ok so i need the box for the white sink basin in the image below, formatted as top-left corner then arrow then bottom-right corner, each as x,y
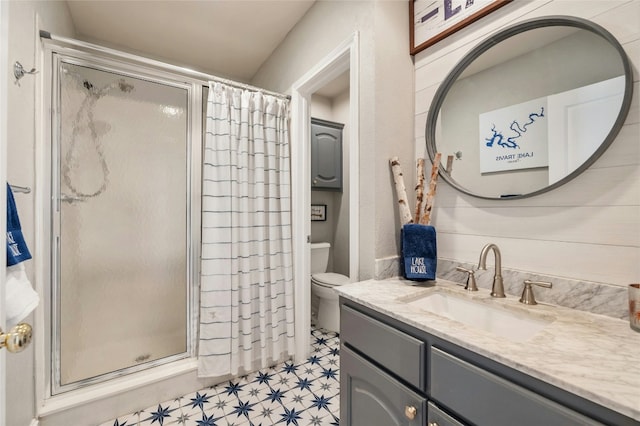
407,292 -> 552,342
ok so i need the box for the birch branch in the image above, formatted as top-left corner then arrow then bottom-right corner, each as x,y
390,157 -> 414,226
414,158 -> 425,223
421,152 -> 442,225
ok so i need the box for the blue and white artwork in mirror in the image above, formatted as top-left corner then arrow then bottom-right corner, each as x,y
478,75 -> 624,180
479,97 -> 547,173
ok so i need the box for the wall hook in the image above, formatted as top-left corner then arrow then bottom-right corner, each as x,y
14,61 -> 38,86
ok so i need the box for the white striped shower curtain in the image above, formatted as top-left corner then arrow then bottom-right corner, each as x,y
198,82 -> 296,377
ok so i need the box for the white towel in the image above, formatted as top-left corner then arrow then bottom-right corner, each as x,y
5,263 -> 39,328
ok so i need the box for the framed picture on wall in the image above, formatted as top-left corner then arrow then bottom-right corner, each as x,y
311,204 -> 327,221
410,0 -> 511,55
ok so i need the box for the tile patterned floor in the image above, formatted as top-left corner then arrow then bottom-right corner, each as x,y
102,329 -> 340,426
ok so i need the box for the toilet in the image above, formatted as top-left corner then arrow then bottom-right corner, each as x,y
310,242 -> 350,333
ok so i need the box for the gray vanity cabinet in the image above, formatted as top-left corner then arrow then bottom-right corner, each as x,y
311,118 -> 343,191
340,299 -> 637,426
342,346 -> 426,426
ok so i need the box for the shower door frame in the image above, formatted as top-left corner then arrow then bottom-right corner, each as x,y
39,42 -> 203,405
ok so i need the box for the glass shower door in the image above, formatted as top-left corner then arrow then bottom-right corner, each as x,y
54,59 -> 191,389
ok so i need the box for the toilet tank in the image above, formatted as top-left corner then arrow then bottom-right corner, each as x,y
310,242 -> 331,274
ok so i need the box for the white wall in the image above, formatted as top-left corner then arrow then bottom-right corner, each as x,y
414,0 -> 640,287
6,2 -> 75,425
252,0 -> 415,279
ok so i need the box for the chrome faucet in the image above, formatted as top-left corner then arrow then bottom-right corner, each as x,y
477,243 -> 505,298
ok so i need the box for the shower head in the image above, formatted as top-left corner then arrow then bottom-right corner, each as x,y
118,79 -> 134,93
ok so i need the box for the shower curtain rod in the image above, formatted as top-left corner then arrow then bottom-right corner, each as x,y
206,75 -> 291,100
39,30 -> 291,100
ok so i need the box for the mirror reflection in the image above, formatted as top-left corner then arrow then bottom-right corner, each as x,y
427,18 -> 632,199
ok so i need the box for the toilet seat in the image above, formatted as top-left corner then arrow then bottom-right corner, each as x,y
311,272 -> 350,288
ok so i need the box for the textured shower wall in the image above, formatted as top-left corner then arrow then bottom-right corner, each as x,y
58,64 -> 188,385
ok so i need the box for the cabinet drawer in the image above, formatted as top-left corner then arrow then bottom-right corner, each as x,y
341,345 -> 427,426
428,402 -> 465,426
430,348 -> 601,426
341,305 -> 425,390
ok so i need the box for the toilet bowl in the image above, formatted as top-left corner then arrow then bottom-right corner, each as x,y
310,242 -> 349,333
311,272 -> 350,332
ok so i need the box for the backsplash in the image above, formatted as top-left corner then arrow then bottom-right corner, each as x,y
374,256 -> 628,319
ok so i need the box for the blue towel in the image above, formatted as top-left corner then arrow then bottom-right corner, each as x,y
6,183 -> 32,266
401,223 -> 436,281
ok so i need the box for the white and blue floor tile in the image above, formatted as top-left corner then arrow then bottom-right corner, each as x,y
102,328 -> 340,426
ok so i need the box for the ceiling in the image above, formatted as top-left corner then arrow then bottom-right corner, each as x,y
65,1 -> 316,82
314,70 -> 350,98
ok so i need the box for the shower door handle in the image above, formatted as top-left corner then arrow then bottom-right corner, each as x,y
0,323 -> 33,353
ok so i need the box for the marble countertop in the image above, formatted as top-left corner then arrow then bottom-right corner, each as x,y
336,278 -> 640,421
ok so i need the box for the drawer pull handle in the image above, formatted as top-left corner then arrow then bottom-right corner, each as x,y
404,405 -> 417,420
428,423 -> 439,426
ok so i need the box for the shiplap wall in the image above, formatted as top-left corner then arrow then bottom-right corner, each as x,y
414,0 -> 640,287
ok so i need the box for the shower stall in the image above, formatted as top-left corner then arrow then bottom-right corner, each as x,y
44,46 -> 201,397
38,35 -> 296,424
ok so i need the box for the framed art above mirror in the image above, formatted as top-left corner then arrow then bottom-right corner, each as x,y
425,16 -> 633,200
410,0 -> 511,55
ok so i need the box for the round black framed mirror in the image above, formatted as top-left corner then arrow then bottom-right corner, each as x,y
425,16 -> 633,200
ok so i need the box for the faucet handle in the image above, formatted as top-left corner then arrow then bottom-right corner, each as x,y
455,266 -> 478,291
520,280 -> 552,305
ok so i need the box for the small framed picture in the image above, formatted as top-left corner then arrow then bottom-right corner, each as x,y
311,204 -> 327,221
